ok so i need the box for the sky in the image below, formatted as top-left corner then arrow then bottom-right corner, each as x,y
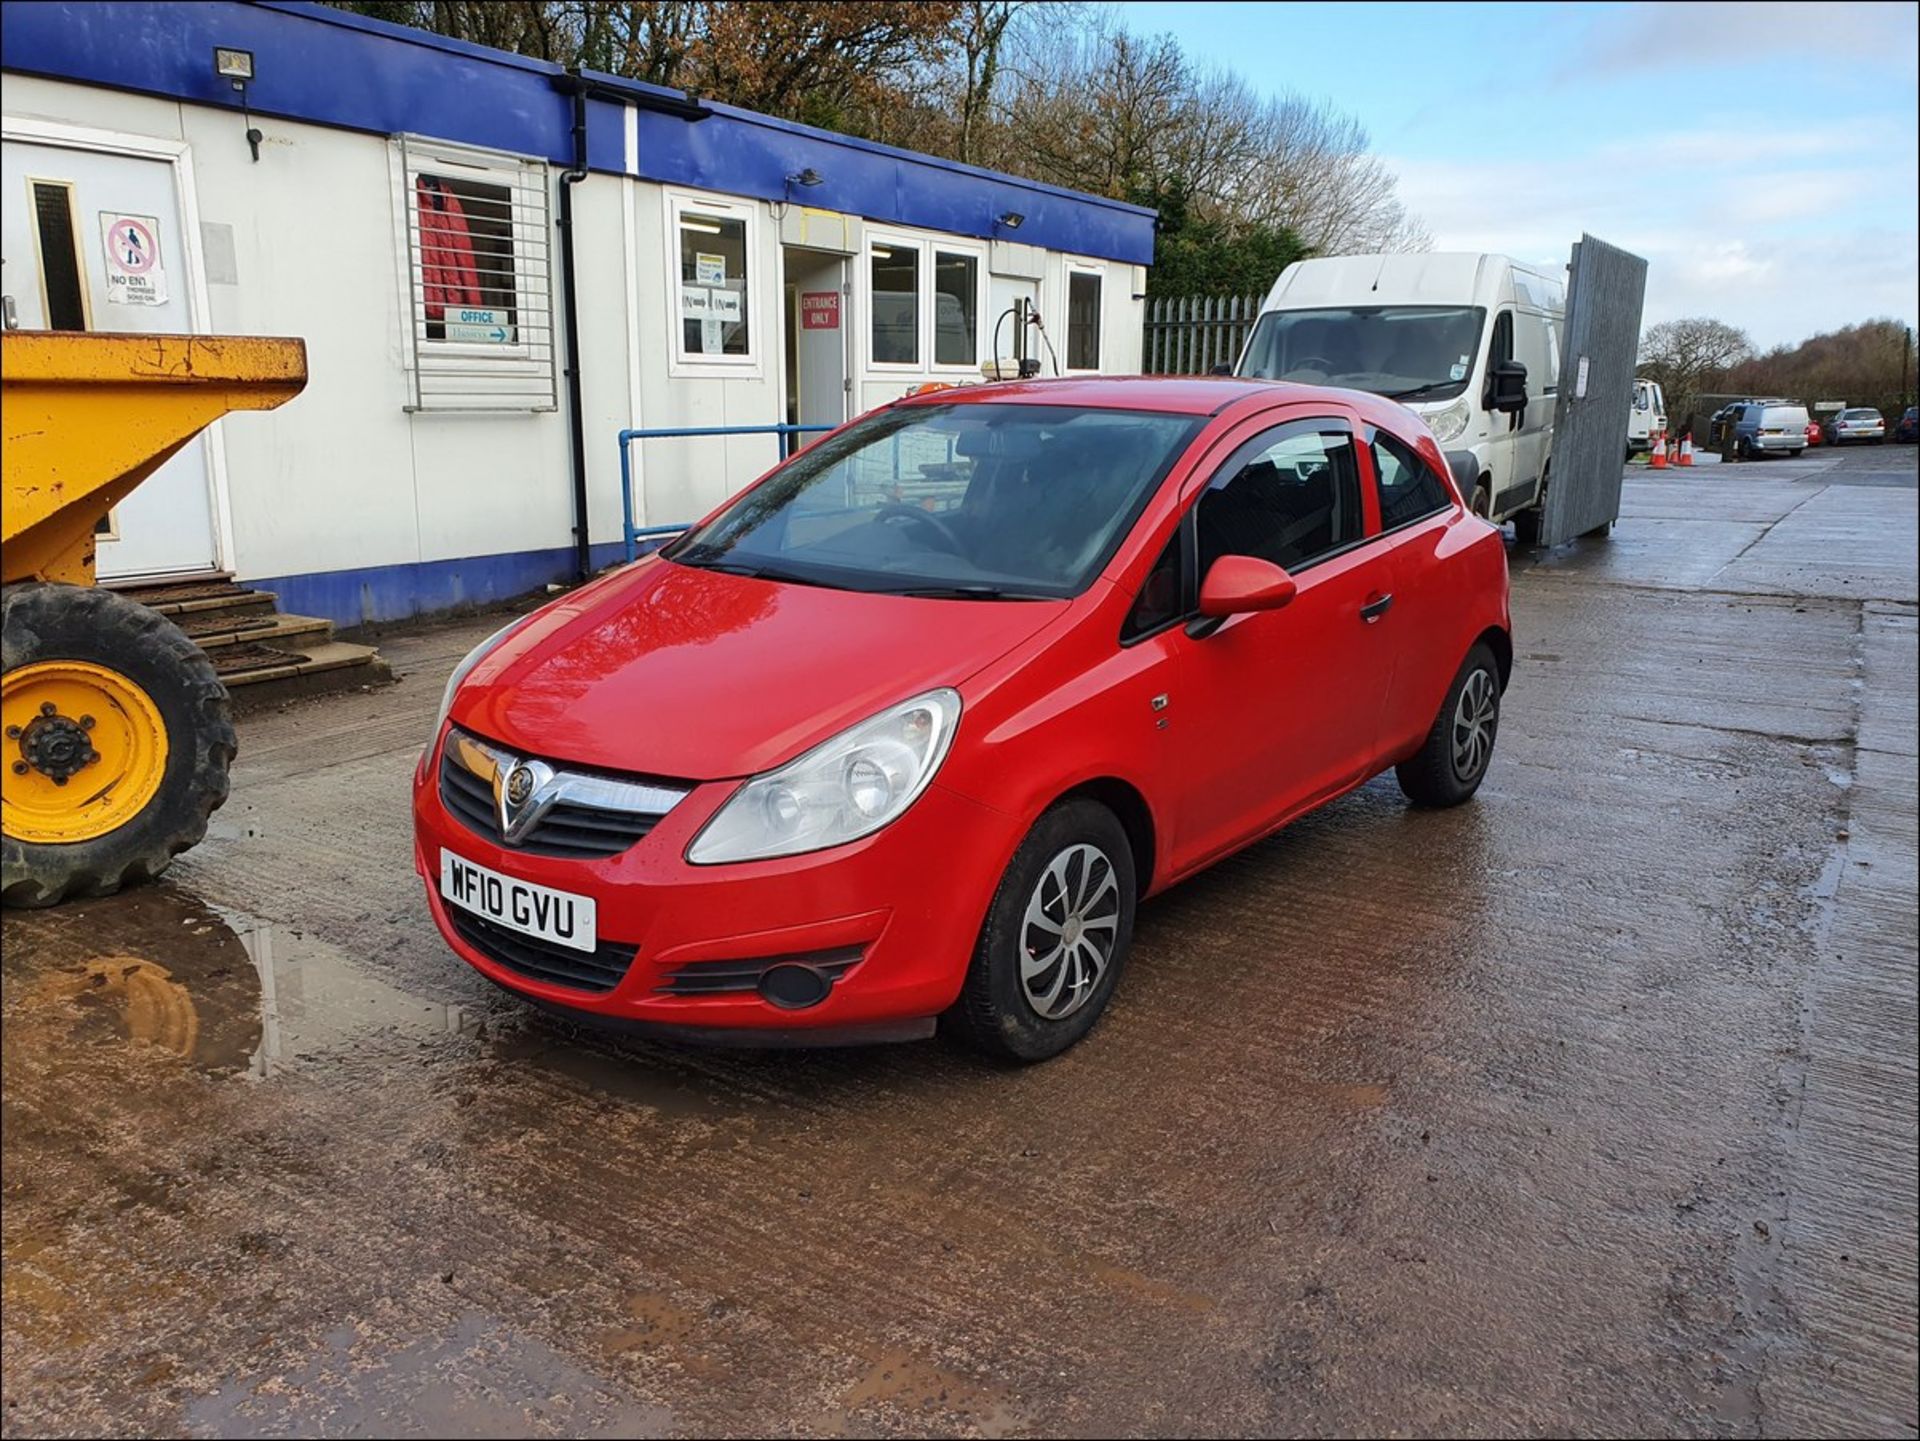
1115,0 -> 1919,350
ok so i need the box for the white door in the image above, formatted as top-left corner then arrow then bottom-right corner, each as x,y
1,136 -> 221,579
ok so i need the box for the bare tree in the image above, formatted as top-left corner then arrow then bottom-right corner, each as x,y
1640,317 -> 1755,419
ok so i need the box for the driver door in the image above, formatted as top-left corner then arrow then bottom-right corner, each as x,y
1163,412 -> 1397,872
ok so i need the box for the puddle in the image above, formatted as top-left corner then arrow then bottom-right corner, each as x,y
188,1313 -> 673,1438
1,884 -> 482,1080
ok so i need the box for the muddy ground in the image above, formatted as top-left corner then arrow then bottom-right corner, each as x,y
4,445 -> 1915,1438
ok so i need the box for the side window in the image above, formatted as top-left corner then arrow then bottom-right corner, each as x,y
1372,431 -> 1452,530
1196,425 -> 1362,576
1124,533 -> 1185,640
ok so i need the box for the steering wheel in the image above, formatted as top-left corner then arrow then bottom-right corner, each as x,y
1289,355 -> 1335,374
874,502 -> 964,555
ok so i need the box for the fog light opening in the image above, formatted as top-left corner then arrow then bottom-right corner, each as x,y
758,963 -> 833,1010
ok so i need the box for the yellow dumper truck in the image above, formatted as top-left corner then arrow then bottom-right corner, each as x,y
2,331 -> 307,907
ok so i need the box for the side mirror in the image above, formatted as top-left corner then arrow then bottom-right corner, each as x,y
1489,359 -> 1528,413
1208,362 -> 1234,376
1197,555 -> 1297,619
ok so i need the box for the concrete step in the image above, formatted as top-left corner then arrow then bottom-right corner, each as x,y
177,610 -> 333,651
110,577 -> 281,620
224,641 -> 396,712
105,575 -> 396,709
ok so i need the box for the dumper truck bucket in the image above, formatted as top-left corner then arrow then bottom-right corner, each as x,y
1,332 -> 307,586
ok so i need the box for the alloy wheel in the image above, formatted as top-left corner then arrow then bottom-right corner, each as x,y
1020,842 -> 1120,1021
1451,669 -> 1498,782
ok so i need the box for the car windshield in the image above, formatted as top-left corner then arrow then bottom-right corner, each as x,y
1237,305 -> 1486,401
664,402 -> 1201,598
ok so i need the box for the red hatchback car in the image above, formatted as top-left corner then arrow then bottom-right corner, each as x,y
414,378 -> 1512,1060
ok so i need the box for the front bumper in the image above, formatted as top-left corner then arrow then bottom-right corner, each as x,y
411,734 -> 1022,1038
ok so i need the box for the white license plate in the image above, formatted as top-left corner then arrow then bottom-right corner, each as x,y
439,849 -> 597,952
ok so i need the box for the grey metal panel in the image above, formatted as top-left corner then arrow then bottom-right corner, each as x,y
1543,234 -> 1648,545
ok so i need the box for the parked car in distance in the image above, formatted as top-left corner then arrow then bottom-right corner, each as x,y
1895,406 -> 1918,443
414,377 -> 1513,1061
1805,420 -> 1823,447
1730,401 -> 1810,458
1828,407 -> 1886,444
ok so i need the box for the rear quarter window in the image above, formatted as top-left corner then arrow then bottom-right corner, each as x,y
1372,431 -> 1452,530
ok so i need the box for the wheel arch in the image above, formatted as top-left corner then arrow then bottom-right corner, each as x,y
1475,624 -> 1513,692
1056,776 -> 1157,899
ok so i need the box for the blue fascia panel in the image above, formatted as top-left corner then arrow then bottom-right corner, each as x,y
252,541 -> 635,630
0,0 -> 1152,263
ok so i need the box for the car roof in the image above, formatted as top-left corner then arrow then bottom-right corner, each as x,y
898,375 -> 1416,426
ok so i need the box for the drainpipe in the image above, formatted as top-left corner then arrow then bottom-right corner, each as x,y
550,72 -> 708,584
557,85 -> 592,582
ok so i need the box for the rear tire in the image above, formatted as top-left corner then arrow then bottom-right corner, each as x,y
1396,643 -> 1501,809
2,583 -> 235,908
946,798 -> 1137,1063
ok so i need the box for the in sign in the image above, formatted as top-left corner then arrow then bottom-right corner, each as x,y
801,291 -> 839,330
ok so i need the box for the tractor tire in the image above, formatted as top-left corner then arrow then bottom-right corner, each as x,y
2,582 -> 235,908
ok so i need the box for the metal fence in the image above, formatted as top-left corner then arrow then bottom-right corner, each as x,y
1142,294 -> 1262,375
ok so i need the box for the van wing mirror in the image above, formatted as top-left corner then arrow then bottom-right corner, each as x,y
1209,362 -> 1234,376
1489,359 -> 1528,413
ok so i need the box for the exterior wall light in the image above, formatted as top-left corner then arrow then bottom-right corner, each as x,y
997,211 -> 1026,231
214,46 -> 263,161
787,168 -> 824,188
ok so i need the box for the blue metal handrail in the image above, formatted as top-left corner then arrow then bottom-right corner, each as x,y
618,423 -> 834,563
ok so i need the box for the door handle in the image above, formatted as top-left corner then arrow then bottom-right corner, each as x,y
1360,593 -> 1394,623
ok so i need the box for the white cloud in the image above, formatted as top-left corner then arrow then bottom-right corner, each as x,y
1555,1 -> 1919,83
1381,123 -> 1919,348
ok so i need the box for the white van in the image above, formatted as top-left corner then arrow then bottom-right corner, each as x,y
1236,252 -> 1565,525
1628,377 -> 1667,457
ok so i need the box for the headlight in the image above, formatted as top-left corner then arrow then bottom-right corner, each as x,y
430,615 -> 533,748
688,689 -> 961,864
1428,397 -> 1471,443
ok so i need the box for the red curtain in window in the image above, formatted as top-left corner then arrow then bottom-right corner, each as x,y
417,175 -> 482,321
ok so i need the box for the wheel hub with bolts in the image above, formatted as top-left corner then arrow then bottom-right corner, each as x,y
12,704 -> 100,785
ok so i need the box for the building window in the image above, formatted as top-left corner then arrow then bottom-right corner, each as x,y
29,180 -> 88,331
673,198 -> 753,361
870,242 -> 921,366
1067,266 -> 1103,370
933,249 -> 979,367
397,135 -> 554,412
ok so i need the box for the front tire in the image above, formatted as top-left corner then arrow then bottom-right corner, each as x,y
2,583 -> 235,908
947,798 -> 1136,1062
1396,643 -> 1502,808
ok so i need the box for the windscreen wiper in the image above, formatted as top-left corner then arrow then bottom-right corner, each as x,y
879,584 -> 1054,601
1385,382 -> 1456,402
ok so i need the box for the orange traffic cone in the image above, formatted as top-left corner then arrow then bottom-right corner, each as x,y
1678,434 -> 1694,466
1650,429 -> 1668,469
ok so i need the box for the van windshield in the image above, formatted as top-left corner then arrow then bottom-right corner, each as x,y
1237,305 -> 1486,401
665,403 -> 1201,598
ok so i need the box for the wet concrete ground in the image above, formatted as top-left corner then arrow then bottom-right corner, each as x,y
5,445 -> 1916,1438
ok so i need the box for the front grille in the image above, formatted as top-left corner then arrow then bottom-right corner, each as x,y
445,905 -> 638,993
655,946 -> 865,996
437,731 -> 684,860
